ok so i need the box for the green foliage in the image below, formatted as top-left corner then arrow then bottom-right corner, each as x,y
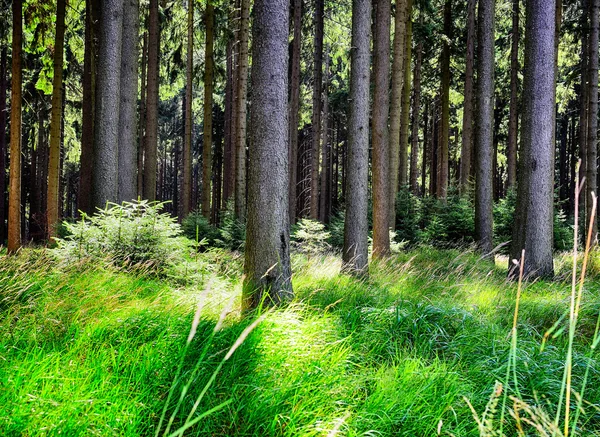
181,203 -> 246,251
421,194 -> 476,246
394,187 -> 422,245
326,212 -> 345,250
54,200 -> 190,273
291,219 -> 331,255
181,211 -> 219,247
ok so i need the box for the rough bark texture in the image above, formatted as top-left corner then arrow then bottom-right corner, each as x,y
319,53 -> 330,223
0,48 -> 7,242
437,0 -> 451,200
510,0 -> 556,278
47,0 -> 67,239
389,0 -> 406,223
372,0 -> 391,258
579,0 -> 589,222
475,0 -> 495,256
235,0 -> 250,219
288,0 -> 302,223
138,32 -> 147,198
587,0 -> 599,241
409,31 -> 423,195
459,0 -> 476,194
117,0 -> 140,203
183,0 -> 193,216
343,0 -> 371,274
223,40 -> 233,208
8,0 -> 22,253
93,0 -> 123,208
310,0 -> 324,220
507,0 -> 519,190
243,0 -> 293,311
143,0 -> 159,201
399,0 -> 413,189
202,3 -> 215,219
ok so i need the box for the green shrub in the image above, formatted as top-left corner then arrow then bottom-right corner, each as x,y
54,200 -> 190,273
291,219 -> 331,255
182,211 -> 220,247
182,202 -> 245,251
327,212 -> 345,250
394,187 -> 422,245
422,194 -> 475,246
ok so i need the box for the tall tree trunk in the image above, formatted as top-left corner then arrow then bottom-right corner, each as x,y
47,0 -> 67,239
223,40 -> 233,209
587,0 -> 599,241
138,31 -> 147,199
475,0 -> 495,256
0,48 -> 7,242
437,0 -> 451,200
143,0 -> 159,201
202,2 -> 214,219
289,0 -> 302,223
118,0 -> 140,203
182,0 -> 193,216
372,0 -> 391,258
430,102 -> 438,196
93,0 -> 123,208
510,0 -> 556,278
243,0 -> 292,311
343,0 -> 371,274
399,0 -> 413,189
389,0 -> 407,224
409,26 -> 423,195
507,0 -> 519,190
559,114 -> 569,203
310,0 -> 324,220
8,0 -> 23,253
319,52 -> 330,223
235,0 -> 250,219
459,0 -> 476,194
579,0 -> 590,222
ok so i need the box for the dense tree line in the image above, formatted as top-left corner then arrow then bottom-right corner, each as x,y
0,0 -> 597,306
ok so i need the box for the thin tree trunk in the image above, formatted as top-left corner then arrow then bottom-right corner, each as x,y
579,0 -> 589,222
235,0 -> 250,219
0,48 -> 7,242
409,27 -> 423,195
389,0 -> 406,224
310,0 -> 324,220
510,0 -> 556,278
438,0 -> 451,200
507,0 -> 519,190
475,0 -> 495,256
202,2 -> 214,219
289,0 -> 302,223
138,31 -> 147,199
118,0 -> 140,203
587,0 -> 599,241
143,0 -> 159,201
399,0 -> 413,189
319,52 -> 330,223
223,40 -> 233,209
47,0 -> 67,239
243,0 -> 292,310
459,0 -> 476,194
372,0 -> 391,258
182,1 -> 193,216
421,99 -> 428,196
343,0 -> 371,274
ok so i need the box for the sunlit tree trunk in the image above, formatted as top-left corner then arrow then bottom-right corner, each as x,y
235,0 -> 250,219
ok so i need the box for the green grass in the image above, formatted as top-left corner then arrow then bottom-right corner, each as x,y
1,247 -> 600,436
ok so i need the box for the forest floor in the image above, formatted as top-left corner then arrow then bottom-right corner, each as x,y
2,247 -> 600,436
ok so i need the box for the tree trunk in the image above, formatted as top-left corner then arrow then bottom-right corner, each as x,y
587,0 -> 599,241
235,0 -> 250,220
507,0 -> 519,190
389,0 -> 406,224
399,0 -> 413,189
143,0 -> 159,201
475,0 -> 495,256
181,0 -> 193,216
421,99 -> 428,196
310,0 -> 324,220
459,0 -> 476,194
201,2 -> 214,219
437,0 -> 451,200
319,52 -> 330,223
138,31 -> 147,199
47,0 -> 67,239
243,0 -> 293,311
8,0 -> 23,253
510,0 -> 556,278
117,0 -> 140,204
289,0 -> 302,223
409,26 -> 423,195
0,48 -> 7,242
372,0 -> 391,258
343,0 -> 371,274
223,40 -> 233,209
579,0 -> 590,222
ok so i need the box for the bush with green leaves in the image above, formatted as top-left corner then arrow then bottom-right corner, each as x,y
182,202 -> 246,251
181,211 -> 220,247
54,200 -> 190,273
394,187 -> 422,245
421,194 -> 475,246
291,219 -> 331,255
326,212 -> 345,250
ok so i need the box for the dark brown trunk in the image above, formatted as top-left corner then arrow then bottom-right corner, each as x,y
144,0 -> 159,201
0,48 -> 7,242
202,3 -> 214,219
507,0 -> 519,190
310,0 -> 324,220
437,0 -> 451,200
459,0 -> 476,194
289,0 -> 302,223
138,31 -> 147,199
409,28 -> 423,195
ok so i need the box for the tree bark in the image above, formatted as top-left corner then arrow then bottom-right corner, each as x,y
289,0 -> 302,223
117,0 -> 140,204
0,48 -> 7,242
47,0 -> 67,239
235,0 -> 250,219
202,2 -> 215,219
437,0 -> 451,200
409,27 -> 423,195
459,0 -> 476,194
243,0 -> 293,311
579,0 -> 589,223
399,0 -> 412,189
421,99 -> 428,196
389,0 -> 406,223
475,0 -> 495,256
182,0 -> 193,216
223,40 -> 233,209
510,0 -> 556,278
138,31 -> 147,199
309,0 -> 324,220
343,0 -> 371,274
8,0 -> 22,253
143,0 -> 159,201
587,0 -> 599,241
507,0 -> 519,190
319,52 -> 330,223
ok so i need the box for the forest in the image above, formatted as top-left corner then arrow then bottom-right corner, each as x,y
2,0 -> 600,435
